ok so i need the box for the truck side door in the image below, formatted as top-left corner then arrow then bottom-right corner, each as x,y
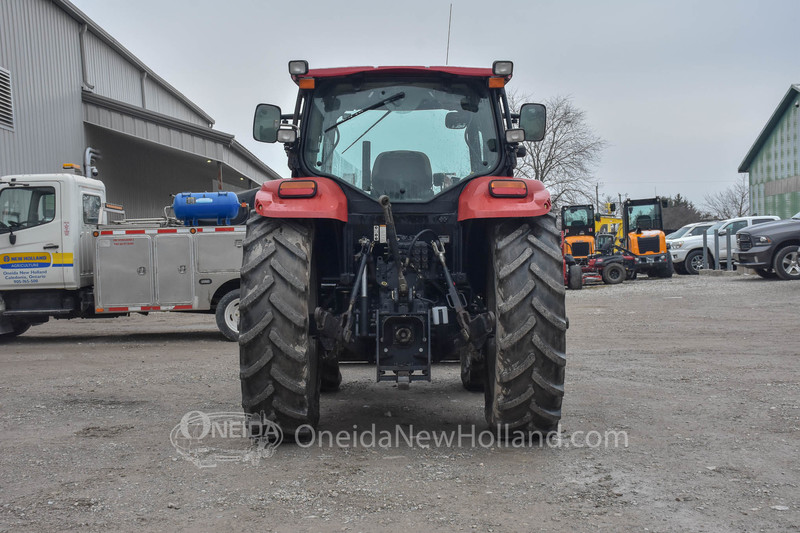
0,182 -> 65,289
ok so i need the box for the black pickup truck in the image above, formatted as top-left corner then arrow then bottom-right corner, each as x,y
733,213 -> 800,280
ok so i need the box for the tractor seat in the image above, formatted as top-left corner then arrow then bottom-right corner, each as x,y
635,215 -> 652,230
372,150 -> 433,200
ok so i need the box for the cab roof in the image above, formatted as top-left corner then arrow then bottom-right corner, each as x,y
293,66 -> 508,85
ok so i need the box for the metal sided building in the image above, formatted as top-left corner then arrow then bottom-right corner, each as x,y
0,0 -> 280,217
739,85 -> 800,219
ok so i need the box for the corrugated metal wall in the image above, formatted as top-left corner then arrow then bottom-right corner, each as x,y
0,0 -> 86,176
83,31 -> 143,108
84,31 -> 209,127
143,76 -> 208,126
748,94 -> 800,218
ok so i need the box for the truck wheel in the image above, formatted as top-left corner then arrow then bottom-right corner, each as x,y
567,264 -> 582,290
215,289 -> 240,342
460,346 -> 484,392
684,249 -> 704,275
239,217 -> 320,438
601,262 -> 625,284
0,320 -> 31,340
773,246 -> 800,280
484,216 -> 567,436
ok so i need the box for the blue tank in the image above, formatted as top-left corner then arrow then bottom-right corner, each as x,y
173,192 -> 241,226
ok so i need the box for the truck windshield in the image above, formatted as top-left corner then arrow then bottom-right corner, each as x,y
302,78 -> 500,201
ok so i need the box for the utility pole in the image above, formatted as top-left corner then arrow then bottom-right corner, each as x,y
595,183 -> 599,213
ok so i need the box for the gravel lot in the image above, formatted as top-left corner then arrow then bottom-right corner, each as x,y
1,273 -> 798,532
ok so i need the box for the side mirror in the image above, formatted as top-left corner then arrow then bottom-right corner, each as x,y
433,173 -> 446,187
718,229 -> 727,236
661,199 -> 669,208
519,103 -> 546,141
594,214 -> 601,222
253,104 -> 282,143
609,202 -> 616,212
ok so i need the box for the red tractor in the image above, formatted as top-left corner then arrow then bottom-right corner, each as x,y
241,61 -> 566,438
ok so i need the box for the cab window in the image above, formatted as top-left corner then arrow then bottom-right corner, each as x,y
0,186 -> 56,231
83,194 -> 101,224
726,220 -> 747,234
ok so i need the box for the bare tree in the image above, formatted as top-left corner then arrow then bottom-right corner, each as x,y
509,92 -> 607,207
703,179 -> 749,219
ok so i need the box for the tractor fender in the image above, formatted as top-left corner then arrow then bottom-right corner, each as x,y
254,177 -> 348,222
457,176 -> 552,221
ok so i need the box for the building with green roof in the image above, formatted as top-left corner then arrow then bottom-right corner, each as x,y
739,85 -> 800,219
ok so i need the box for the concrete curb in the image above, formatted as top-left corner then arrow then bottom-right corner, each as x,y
698,269 -> 743,277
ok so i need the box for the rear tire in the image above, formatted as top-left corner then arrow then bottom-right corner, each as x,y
320,359 -> 342,392
484,216 -> 567,435
773,246 -> 800,280
567,264 -> 582,290
215,289 -> 240,342
601,262 -> 625,284
239,217 -> 320,438
460,346 -> 484,392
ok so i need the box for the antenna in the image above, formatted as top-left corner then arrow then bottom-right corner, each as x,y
446,4 -> 452,65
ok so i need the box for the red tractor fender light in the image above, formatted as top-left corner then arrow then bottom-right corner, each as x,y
278,180 -> 318,198
489,179 -> 528,198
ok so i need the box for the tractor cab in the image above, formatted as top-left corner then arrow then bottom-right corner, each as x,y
561,204 -> 595,260
621,198 -> 673,278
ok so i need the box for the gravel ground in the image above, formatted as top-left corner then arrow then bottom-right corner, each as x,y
0,273 -> 798,532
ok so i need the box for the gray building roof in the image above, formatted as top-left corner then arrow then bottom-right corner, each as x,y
738,84 -> 800,173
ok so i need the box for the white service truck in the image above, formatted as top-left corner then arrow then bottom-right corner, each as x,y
0,171 -> 245,341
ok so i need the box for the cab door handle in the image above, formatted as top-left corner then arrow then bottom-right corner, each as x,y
43,243 -> 60,250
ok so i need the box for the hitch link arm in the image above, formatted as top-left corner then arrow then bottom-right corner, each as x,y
342,238 -> 372,343
378,195 -> 408,299
431,240 -> 471,342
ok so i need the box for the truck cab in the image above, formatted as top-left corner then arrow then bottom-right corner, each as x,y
1,170 -> 245,340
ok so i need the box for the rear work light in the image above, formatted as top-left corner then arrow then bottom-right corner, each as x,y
278,180 -> 317,198
492,60 -> 513,77
288,60 -> 309,76
489,179 -> 528,198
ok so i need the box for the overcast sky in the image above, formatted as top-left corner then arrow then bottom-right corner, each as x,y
70,0 -> 799,206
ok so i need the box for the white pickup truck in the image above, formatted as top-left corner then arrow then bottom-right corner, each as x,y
0,170 -> 245,340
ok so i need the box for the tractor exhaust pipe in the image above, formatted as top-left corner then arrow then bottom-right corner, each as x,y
378,195 -> 409,299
